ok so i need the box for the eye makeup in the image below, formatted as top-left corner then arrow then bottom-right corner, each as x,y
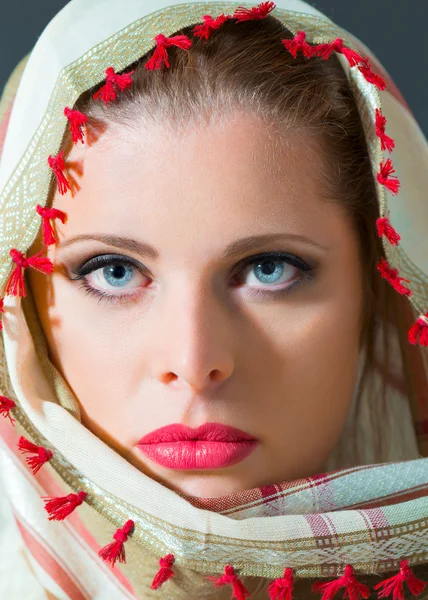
65,249 -> 317,306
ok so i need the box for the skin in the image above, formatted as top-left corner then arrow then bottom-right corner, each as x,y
28,111 -> 364,498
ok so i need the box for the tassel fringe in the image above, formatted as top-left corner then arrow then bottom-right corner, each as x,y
233,1 -> 276,22
145,34 -> 192,70
98,519 -> 134,567
313,38 -> 365,67
206,565 -> 252,599
0,395 -> 16,426
376,217 -> 401,245
43,491 -> 87,521
375,108 -> 395,152
64,107 -> 88,144
36,204 -> 68,246
408,313 -> 428,346
5,249 -> 53,298
193,14 -> 230,40
48,151 -> 71,195
377,158 -> 400,195
268,567 -> 294,600
358,58 -> 387,90
93,67 -> 135,104
18,436 -> 53,475
374,560 -> 427,599
150,553 -> 176,590
377,258 -> 412,297
312,564 -> 370,600
282,31 -> 314,58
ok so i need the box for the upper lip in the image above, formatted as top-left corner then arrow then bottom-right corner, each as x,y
137,422 -> 257,444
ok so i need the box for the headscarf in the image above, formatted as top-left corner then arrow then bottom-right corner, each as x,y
0,1 -> 428,598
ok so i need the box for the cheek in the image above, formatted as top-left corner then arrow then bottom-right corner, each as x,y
27,267 -> 141,430
251,241 -> 363,431
261,294 -> 362,423
249,292 -> 363,480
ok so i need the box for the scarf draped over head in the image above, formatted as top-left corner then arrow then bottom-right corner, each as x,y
0,1 -> 428,598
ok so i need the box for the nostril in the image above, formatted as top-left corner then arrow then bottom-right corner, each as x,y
211,369 -> 223,383
161,372 -> 178,385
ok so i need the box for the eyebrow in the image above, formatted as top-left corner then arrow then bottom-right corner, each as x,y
57,232 -> 328,259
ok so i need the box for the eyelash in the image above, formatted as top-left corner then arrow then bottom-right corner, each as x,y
67,251 -> 315,306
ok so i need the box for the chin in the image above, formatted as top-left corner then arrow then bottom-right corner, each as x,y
128,450 -> 259,498
163,473 -> 257,499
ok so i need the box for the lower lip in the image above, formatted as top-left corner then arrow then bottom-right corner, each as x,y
136,440 -> 258,470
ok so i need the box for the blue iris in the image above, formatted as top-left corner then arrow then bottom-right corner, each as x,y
253,259 -> 284,284
103,264 -> 134,287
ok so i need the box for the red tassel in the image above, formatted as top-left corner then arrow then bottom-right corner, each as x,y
313,38 -> 365,67
145,34 -> 192,70
36,204 -> 68,246
358,58 -> 387,91
93,67 -> 135,104
42,491 -> 87,521
206,565 -> 252,599
377,158 -> 400,195
0,395 -> 16,426
373,559 -> 427,599
64,107 -> 88,144
375,108 -> 395,153
150,553 -> 175,590
5,248 -> 54,298
282,31 -> 314,58
98,519 -> 134,567
0,296 -> 3,332
377,258 -> 412,297
312,565 -> 370,600
267,567 -> 294,600
376,217 -> 401,245
233,1 -> 275,22
408,313 -> 428,347
48,151 -> 71,195
193,14 -> 230,40
18,436 -> 53,475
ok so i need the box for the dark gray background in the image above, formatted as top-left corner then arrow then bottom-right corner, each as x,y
1,1 -> 427,136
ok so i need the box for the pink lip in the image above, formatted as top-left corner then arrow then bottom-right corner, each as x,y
136,422 -> 258,470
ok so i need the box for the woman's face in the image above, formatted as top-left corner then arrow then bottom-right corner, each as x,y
28,112 -> 364,498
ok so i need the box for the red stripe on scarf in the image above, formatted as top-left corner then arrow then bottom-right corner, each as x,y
14,516 -> 89,600
0,417 -> 136,595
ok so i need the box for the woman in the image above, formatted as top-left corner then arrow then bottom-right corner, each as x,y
0,0 -> 427,598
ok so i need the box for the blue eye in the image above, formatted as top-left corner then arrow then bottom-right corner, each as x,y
239,257 -> 295,287
101,264 -> 135,287
68,251 -> 315,305
233,251 -> 314,295
68,254 -> 146,304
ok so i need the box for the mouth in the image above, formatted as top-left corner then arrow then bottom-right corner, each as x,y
135,422 -> 258,470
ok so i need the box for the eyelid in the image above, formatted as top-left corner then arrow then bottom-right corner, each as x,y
235,250 -> 314,272
70,250 -> 317,290
73,250 -> 314,279
68,250 -> 316,305
73,253 -> 147,277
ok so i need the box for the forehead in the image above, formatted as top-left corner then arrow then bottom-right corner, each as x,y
50,111 -> 346,259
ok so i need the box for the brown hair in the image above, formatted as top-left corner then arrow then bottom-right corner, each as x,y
61,15 -> 422,464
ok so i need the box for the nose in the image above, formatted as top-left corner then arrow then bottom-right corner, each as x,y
149,282 -> 235,395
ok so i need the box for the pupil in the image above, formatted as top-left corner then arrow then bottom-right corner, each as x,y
111,265 -> 126,278
260,260 -> 276,275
